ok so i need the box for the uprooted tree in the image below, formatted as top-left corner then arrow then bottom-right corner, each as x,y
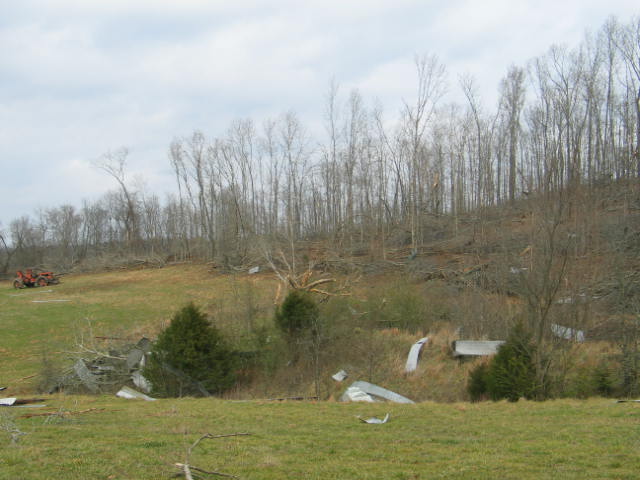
143,303 -> 236,397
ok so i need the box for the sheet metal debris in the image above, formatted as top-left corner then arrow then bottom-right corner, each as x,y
340,381 -> 415,404
332,370 -> 348,382
132,371 -> 152,393
358,413 -> 390,424
341,386 -> 375,403
551,324 -> 585,342
53,337 -> 153,395
405,337 -> 429,373
0,397 -> 46,407
248,266 -> 260,274
452,340 -> 505,357
116,386 -> 156,401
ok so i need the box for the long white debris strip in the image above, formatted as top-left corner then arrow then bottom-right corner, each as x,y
340,381 -> 414,404
452,340 -> 505,357
405,337 -> 429,373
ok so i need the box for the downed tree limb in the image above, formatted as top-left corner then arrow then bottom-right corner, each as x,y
264,396 -> 318,402
19,407 -> 107,419
175,463 -> 240,480
10,374 -> 37,383
174,432 -> 251,480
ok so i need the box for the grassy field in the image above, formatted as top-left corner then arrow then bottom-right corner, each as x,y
0,265 -> 278,392
1,396 -> 638,479
2,265 -> 639,478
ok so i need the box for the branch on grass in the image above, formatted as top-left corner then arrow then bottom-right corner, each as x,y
174,432 -> 251,480
19,407 -> 107,419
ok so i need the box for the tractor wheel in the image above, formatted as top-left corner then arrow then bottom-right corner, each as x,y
13,279 -> 24,289
36,276 -> 48,287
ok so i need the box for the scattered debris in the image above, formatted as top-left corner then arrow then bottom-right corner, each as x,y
405,337 -> 429,373
452,340 -> 505,357
358,413 -> 390,424
0,387 -> 6,392
116,386 -> 156,401
248,266 -> 260,274
332,369 -> 348,382
340,381 -> 415,404
551,323 -> 585,342
509,267 -> 527,274
616,399 -> 640,403
0,398 -> 16,407
52,337 -> 153,395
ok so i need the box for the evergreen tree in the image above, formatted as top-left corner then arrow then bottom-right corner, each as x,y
485,323 -> 537,402
274,290 -> 319,339
143,303 -> 235,397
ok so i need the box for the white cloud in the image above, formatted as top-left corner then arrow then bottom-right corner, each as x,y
1,0 -> 639,226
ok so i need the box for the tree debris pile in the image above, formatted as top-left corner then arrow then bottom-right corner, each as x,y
49,337 -> 152,394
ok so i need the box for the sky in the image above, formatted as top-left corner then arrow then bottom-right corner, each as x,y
1,0 -> 638,230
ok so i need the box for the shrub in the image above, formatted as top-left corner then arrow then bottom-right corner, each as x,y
143,303 -> 236,397
274,290 -> 319,339
467,362 -> 490,402
484,323 -> 537,402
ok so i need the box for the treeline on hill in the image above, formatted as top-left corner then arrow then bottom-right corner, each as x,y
0,16 -> 639,275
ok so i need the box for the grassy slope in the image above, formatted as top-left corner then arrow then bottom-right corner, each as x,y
1,396 -> 638,479
1,265 -> 639,478
0,265 -> 277,392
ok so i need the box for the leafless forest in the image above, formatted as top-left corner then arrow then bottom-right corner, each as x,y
1,16 -> 639,273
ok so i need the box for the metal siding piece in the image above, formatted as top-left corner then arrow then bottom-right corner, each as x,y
341,381 -> 415,404
551,324 -> 585,342
340,386 -> 375,402
116,386 -> 156,401
405,337 -> 429,373
332,370 -> 348,382
0,397 -> 17,406
132,371 -> 152,393
126,349 -> 144,369
452,340 -> 505,357
359,413 -> 390,424
73,359 -> 100,393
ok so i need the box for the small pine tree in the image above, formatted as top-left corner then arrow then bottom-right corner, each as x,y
485,323 -> 537,402
467,362 -> 489,402
143,303 -> 236,397
274,290 -> 319,339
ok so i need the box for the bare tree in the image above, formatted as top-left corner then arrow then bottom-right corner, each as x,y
93,148 -> 139,247
402,54 -> 447,250
613,16 -> 640,175
0,224 -> 14,274
499,65 -> 526,203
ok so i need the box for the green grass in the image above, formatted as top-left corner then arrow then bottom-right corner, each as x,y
0,265 -> 277,391
2,265 -> 638,478
0,396 -> 638,479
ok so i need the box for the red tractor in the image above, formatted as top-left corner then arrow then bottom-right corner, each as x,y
13,269 -> 61,289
